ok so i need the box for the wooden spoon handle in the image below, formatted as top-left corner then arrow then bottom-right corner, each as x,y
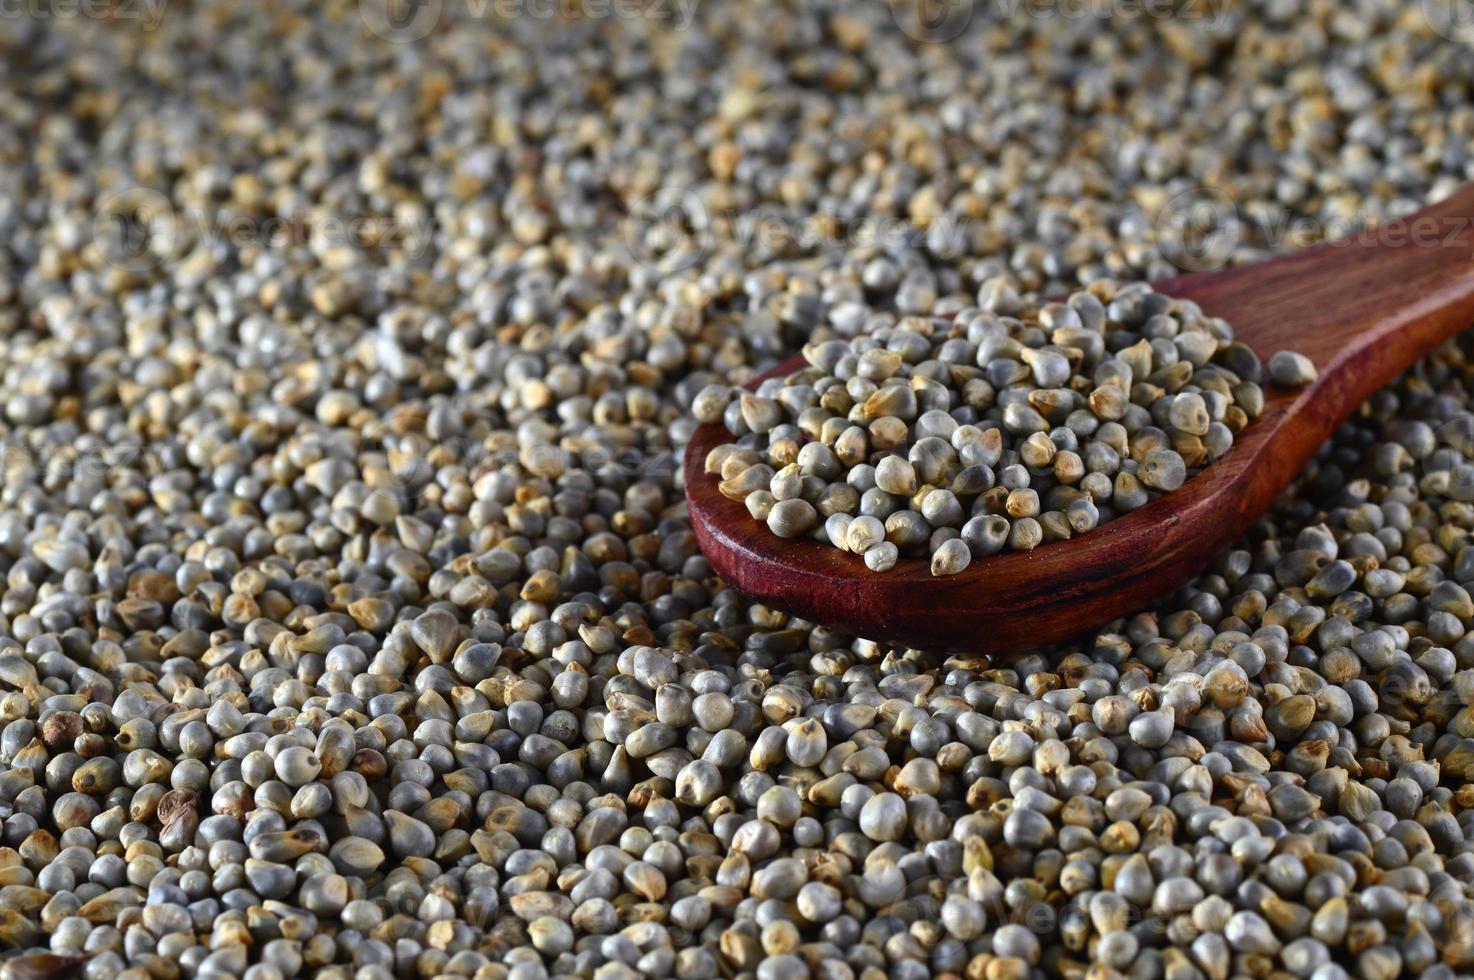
1160,184 -> 1474,369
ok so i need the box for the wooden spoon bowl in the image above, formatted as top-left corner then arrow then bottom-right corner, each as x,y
684,186 -> 1474,651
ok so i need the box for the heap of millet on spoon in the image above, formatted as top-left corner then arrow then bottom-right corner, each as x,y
696,281 -> 1315,575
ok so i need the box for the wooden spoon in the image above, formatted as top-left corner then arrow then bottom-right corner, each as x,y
683,185 -> 1474,651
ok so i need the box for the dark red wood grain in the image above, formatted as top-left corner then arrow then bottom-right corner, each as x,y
683,185 -> 1474,651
